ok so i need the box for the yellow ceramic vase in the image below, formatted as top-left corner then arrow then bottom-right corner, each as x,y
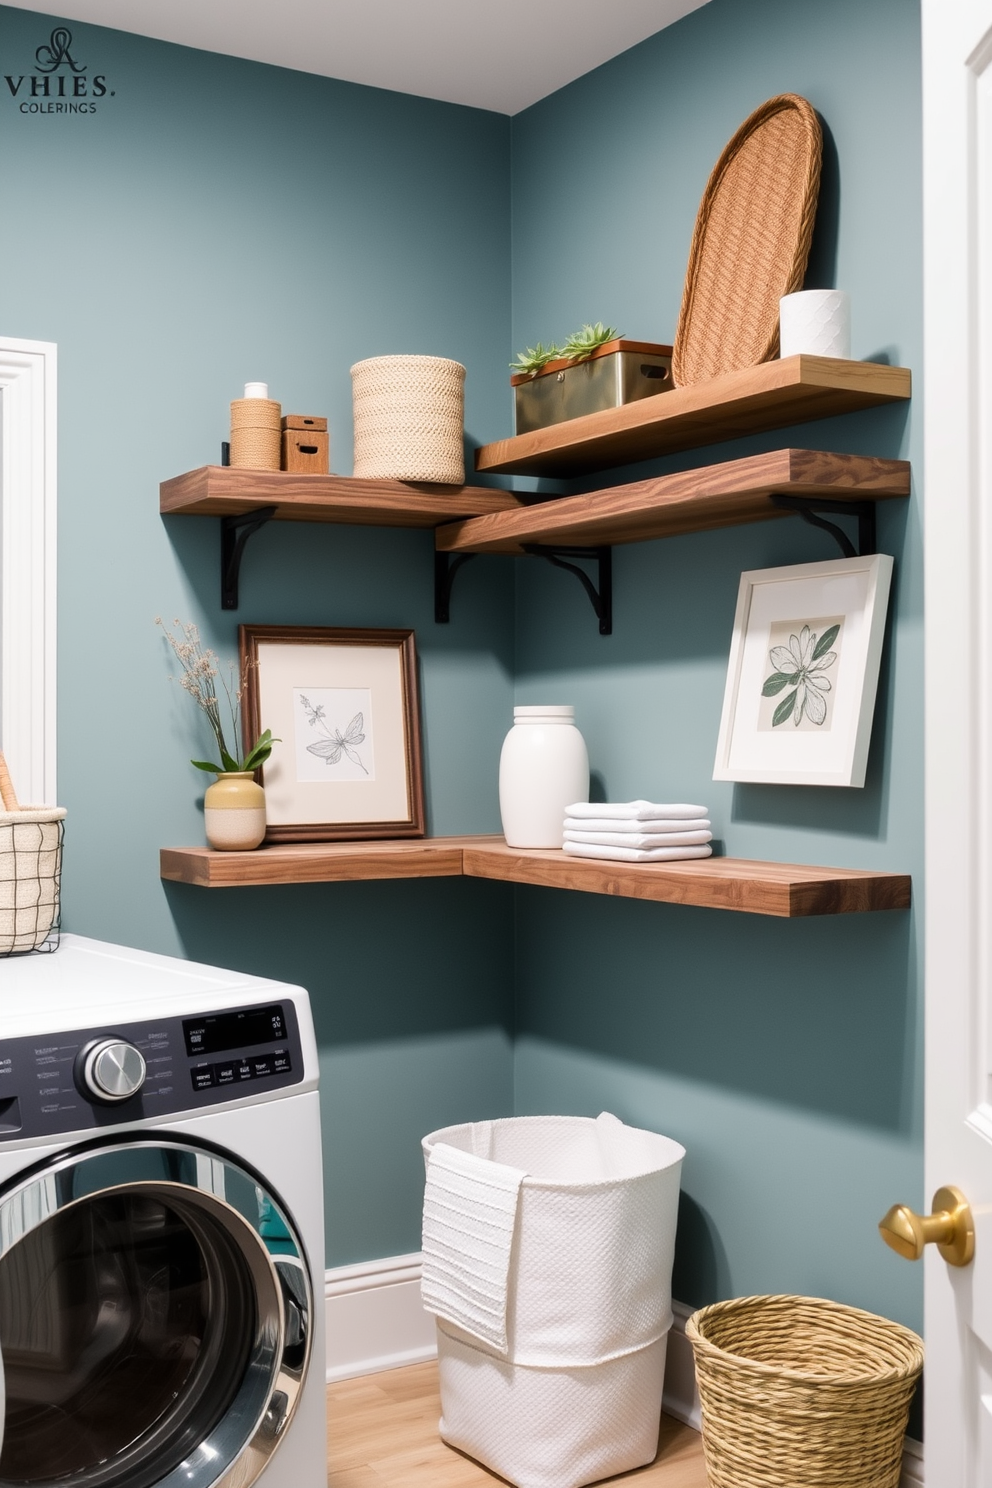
204,772 -> 266,851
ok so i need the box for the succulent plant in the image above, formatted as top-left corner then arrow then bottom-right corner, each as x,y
560,322 -> 622,362
509,341 -> 562,377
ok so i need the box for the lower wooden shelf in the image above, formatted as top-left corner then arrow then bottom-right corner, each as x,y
462,842 -> 910,917
160,836 -> 911,916
436,448 -> 909,555
159,836 -> 480,887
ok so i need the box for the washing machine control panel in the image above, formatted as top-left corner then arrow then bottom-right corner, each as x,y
0,999 -> 304,1141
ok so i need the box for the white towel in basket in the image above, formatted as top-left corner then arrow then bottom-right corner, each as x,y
421,1142 -> 527,1356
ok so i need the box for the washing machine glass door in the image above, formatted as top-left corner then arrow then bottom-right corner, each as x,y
0,1137 -> 312,1488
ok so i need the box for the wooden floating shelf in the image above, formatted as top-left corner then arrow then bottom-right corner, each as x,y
160,466 -> 522,527
161,837 -> 911,917
475,356 -> 912,478
463,843 -> 911,917
436,448 -> 910,555
159,836 -> 483,888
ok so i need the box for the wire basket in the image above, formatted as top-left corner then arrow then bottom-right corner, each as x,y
686,1294 -> 923,1488
0,808 -> 65,956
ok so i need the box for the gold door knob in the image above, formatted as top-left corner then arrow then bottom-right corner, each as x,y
879,1185 -> 975,1267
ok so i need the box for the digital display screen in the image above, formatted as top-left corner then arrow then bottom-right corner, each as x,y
183,1004 -> 287,1058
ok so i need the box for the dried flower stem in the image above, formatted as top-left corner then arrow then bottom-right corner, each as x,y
156,617 -> 276,774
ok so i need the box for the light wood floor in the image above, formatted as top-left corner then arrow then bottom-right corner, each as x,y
327,1361 -> 709,1488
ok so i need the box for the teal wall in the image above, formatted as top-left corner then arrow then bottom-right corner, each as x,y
509,0 -> 923,1335
0,0 -> 923,1345
0,5 -> 517,1264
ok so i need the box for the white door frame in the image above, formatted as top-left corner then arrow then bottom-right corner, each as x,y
922,1 -> 992,1480
0,336 -> 57,806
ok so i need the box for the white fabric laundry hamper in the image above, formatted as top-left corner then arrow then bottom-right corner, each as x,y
421,1113 -> 685,1488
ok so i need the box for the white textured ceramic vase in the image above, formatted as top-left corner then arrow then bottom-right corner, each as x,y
499,706 -> 589,849
779,289 -> 851,359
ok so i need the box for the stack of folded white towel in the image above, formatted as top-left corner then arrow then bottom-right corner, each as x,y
563,800 -> 713,863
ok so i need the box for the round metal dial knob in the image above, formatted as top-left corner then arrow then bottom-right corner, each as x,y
81,1038 -> 146,1103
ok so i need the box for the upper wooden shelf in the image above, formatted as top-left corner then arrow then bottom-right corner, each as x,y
161,836 -> 911,917
160,467 -> 522,527
475,356 -> 912,478
436,448 -> 910,555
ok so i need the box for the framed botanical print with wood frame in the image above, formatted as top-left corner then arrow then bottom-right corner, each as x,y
240,625 -> 425,842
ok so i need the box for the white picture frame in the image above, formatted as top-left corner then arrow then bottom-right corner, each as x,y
712,553 -> 893,788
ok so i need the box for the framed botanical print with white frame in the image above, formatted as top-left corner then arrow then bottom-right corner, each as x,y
240,625 -> 425,841
712,553 -> 893,788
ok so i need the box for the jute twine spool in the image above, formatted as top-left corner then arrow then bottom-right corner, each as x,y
230,397 -> 282,471
351,355 -> 465,484
686,1294 -> 923,1488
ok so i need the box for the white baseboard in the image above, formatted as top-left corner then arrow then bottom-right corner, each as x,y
324,1256 -> 924,1485
325,1251 -> 437,1382
901,1436 -> 924,1488
661,1300 -> 701,1430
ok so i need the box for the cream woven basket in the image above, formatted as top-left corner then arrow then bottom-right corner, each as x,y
351,355 -> 465,483
686,1294 -> 923,1488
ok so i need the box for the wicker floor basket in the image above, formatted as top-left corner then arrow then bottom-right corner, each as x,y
686,1295 -> 923,1488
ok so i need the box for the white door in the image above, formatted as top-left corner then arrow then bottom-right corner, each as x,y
924,0 -> 992,1480
0,336 -> 57,807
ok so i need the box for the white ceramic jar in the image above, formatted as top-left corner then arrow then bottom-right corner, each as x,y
499,706 -> 589,849
779,289 -> 851,359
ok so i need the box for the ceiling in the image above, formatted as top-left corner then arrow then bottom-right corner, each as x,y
1,0 -> 711,114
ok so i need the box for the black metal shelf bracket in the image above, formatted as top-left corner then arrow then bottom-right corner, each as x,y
522,544 -> 613,635
221,506 -> 277,611
769,495 -> 877,559
434,550 -> 476,623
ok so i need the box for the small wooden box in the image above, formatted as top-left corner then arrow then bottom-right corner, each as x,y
281,420 -> 329,474
282,414 -> 328,432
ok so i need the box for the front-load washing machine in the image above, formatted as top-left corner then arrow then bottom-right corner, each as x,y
0,934 -> 325,1488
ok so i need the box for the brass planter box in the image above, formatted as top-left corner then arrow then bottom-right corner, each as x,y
512,339 -> 673,436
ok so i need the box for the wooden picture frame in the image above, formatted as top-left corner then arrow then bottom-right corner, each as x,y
240,625 -> 425,842
712,554 -> 893,788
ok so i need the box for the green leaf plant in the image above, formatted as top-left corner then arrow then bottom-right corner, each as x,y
156,617 -> 279,774
509,341 -> 561,377
559,322 -> 621,362
511,324 -> 623,378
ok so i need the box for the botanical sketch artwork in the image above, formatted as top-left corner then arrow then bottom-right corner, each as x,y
759,618 -> 843,732
293,687 -> 376,782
